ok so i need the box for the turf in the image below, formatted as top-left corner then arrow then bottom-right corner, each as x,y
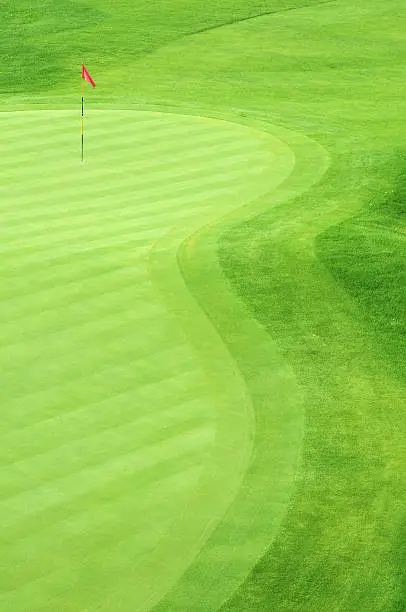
1,0 -> 405,610
0,109 -> 295,610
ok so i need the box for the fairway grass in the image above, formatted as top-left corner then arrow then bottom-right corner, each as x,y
1,0 -> 406,609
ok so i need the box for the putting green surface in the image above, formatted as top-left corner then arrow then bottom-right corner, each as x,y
0,109 -> 314,610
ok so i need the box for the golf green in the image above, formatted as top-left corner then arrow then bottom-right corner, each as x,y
0,109 -> 308,610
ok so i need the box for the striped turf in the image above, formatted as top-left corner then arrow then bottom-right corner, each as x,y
1,109 -> 295,610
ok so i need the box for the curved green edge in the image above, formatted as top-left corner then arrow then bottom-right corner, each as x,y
0,105 -> 328,609
149,118 -> 329,611
0,107 -> 301,612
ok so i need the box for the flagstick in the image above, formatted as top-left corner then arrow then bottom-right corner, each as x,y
81,77 -> 85,163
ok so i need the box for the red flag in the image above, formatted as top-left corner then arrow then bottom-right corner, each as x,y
82,64 -> 96,87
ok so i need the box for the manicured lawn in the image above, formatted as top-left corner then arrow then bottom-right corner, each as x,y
1,0 -> 405,610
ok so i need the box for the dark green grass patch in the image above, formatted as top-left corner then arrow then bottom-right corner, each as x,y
317,155 -> 406,382
218,175 -> 406,610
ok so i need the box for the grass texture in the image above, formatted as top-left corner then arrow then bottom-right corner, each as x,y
0,110 -> 295,610
1,0 -> 405,610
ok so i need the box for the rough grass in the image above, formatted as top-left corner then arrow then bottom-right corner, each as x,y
317,155 -> 406,382
1,0 -> 325,93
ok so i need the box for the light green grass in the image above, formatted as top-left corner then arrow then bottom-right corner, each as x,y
0,109 -> 301,610
1,0 -> 406,610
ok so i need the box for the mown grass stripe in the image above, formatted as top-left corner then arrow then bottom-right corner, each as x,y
1,275 -> 141,305
0,223 -> 162,255
1,342 -> 200,401
1,461 -> 204,579
0,248 -> 147,288
0,466 -> 204,612
0,115 -> 224,148
1,182 -> 231,226
2,150 -> 270,234
2,178 -> 244,221
0,121 -> 261,172
0,284 -> 166,339
3,389 -> 209,446
0,395 -> 211,467
0,427 -> 213,527
2,367 -> 207,434
1,258 -> 149,301
2,140 -> 274,222
0,299 -> 180,354
0,201 -> 203,239
0,464 -> 203,596
0,413 -> 212,501
0,119 -> 271,168
2,155 -> 270,212
1,340 -> 190,398
0,456 -> 203,551
0,137 -> 268,186
2,238 -> 151,269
